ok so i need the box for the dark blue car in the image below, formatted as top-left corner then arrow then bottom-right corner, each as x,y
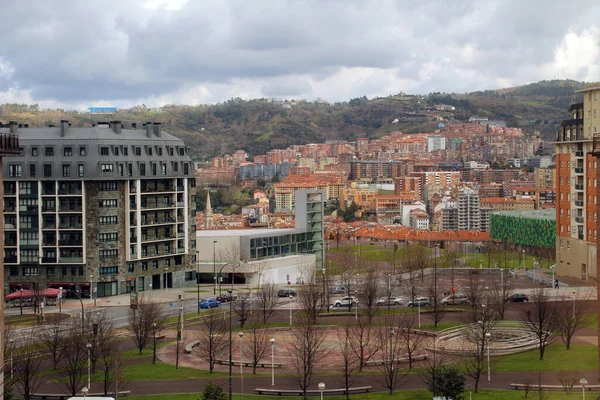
200,298 -> 221,309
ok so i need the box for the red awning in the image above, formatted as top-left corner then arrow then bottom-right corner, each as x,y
46,283 -> 75,288
9,283 -> 31,289
4,289 -> 36,300
40,288 -> 67,297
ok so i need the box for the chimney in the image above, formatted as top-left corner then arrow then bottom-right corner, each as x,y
146,121 -> 153,138
60,120 -> 69,137
9,121 -> 18,133
112,120 -> 122,134
153,122 -> 161,137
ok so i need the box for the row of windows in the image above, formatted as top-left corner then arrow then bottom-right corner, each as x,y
99,216 -> 118,225
99,199 -> 118,208
100,266 -> 118,276
30,146 -> 86,157
10,266 -> 85,277
99,161 -> 191,176
99,232 -> 118,242
99,182 -> 118,191
99,249 -> 118,260
9,163 -> 85,178
127,258 -> 171,273
27,144 -> 188,158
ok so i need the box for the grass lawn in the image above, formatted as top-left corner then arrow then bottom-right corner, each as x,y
494,344 -> 597,372
127,389 -> 600,400
461,251 -> 552,270
96,361 -> 229,382
419,321 -> 464,331
5,314 -> 41,326
121,339 -> 176,360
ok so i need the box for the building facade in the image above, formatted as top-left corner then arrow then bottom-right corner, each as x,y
555,83 -> 600,280
1,121 -> 196,297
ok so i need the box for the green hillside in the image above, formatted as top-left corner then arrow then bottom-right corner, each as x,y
0,80 -> 585,160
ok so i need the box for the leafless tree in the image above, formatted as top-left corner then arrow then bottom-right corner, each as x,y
59,321 -> 89,396
358,261 -> 380,323
195,315 -> 229,373
244,316 -> 271,374
419,341 -> 448,398
287,316 -> 331,399
396,314 -> 427,369
39,320 -> 67,370
462,303 -> 499,392
13,330 -> 44,400
487,271 -> 513,320
4,325 -> 17,397
95,318 -> 126,396
128,296 -> 165,354
522,288 -> 560,360
298,273 -> 321,324
256,282 -> 278,325
558,372 -> 578,395
234,291 -> 254,328
349,316 -> 378,372
465,271 -> 486,316
403,245 -> 429,282
336,324 -> 358,400
555,292 -> 592,350
426,279 -> 445,328
378,322 -> 405,395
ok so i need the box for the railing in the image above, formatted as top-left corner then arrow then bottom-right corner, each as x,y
42,205 -> 56,212
4,257 -> 17,263
524,270 -> 569,288
575,217 -> 584,224
4,206 -> 16,212
59,206 -> 82,212
4,241 -> 17,246
58,257 -> 84,263
574,200 -> 584,207
59,223 -> 83,229
141,203 -> 174,210
42,224 -> 56,229
57,189 -> 82,195
575,184 -> 584,190
0,132 -> 20,153
58,239 -> 83,246
42,257 -> 57,263
177,248 -> 185,253
574,167 -> 584,174
575,150 -> 584,157
4,224 -> 16,229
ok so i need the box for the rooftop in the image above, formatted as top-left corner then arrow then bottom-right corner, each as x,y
196,228 -> 303,238
491,209 -> 555,221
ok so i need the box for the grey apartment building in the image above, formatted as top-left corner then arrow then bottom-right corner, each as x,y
1,121 -> 196,297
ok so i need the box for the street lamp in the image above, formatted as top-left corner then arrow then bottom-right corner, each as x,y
197,251 -> 201,315
522,249 -> 525,269
239,332 -> 244,399
572,289 -> 577,318
86,343 -> 92,390
213,240 -> 217,295
387,273 -> 392,311
270,338 -> 275,386
228,289 -> 233,400
318,382 -> 326,400
165,267 -> 169,293
81,386 -> 89,400
289,295 -> 293,326
550,265 -> 556,289
90,275 -> 95,306
580,377 -> 588,400
9,339 -> 14,379
19,288 -> 23,316
485,332 -> 491,381
152,322 -> 157,364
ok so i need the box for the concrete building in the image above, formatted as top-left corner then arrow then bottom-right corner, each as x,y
1,121 -> 196,297
196,190 -> 324,286
427,135 -> 446,152
556,83 -> 600,280
409,209 -> 430,230
533,168 -> 556,190
0,124 -> 21,398
457,186 -> 481,231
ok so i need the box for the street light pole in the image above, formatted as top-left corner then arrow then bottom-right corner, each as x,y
270,338 -> 275,386
19,288 -> 23,316
90,275 -> 95,306
289,295 -> 293,326
572,289 -> 577,318
9,339 -> 14,380
213,241 -> 217,295
152,322 -> 157,364
485,332 -> 491,381
228,289 -> 233,400
86,343 -> 92,390
387,273 -> 391,312
318,382 -> 325,400
580,377 -> 587,400
239,332 -> 244,399
197,251 -> 201,315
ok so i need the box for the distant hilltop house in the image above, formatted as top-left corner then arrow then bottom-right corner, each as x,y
469,116 -> 489,123
433,104 -> 456,111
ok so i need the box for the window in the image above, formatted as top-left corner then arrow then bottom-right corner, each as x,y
152,260 -> 158,269
140,163 -> 146,176
128,263 -> 134,273
44,164 -> 52,177
8,164 -> 22,177
98,199 -> 117,208
10,267 -> 19,277
157,147 -> 163,156
118,164 -> 124,176
161,163 -> 167,175
29,164 -> 36,177
99,266 -> 118,276
183,163 -> 189,174
99,232 -> 118,242
62,267 -> 67,276
100,147 -> 109,156
152,163 -> 157,175
80,146 -> 86,156
101,164 -> 114,172
23,267 -> 39,276
169,147 -> 174,156
99,216 -> 118,225
78,164 -> 84,177
63,147 -> 72,156
142,262 -> 148,271
47,267 -> 56,277
99,182 -> 117,191
79,266 -> 84,276
147,147 -> 153,156
567,241 -> 571,249
99,249 -> 118,260
45,147 -> 54,156
178,147 -> 185,156
31,147 -> 38,156
127,164 -> 133,176
19,215 -> 35,229
134,147 -> 141,156
18,182 -> 33,194
123,147 -> 128,156
185,271 -> 194,281
560,240 -> 563,248
114,147 -> 119,156
62,164 -> 71,177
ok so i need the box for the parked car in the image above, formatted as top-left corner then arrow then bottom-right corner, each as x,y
277,289 -> 297,298
332,296 -> 358,308
199,298 -> 221,309
376,297 -> 403,306
216,293 -> 238,303
507,293 -> 529,302
407,297 -> 431,307
441,293 -> 470,305
507,269 -> 517,278
329,286 -> 346,294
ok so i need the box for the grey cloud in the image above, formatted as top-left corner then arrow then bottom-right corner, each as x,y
261,77 -> 312,97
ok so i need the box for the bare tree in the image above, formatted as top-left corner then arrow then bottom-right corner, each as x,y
4,325 -> 17,398
487,270 -> 513,320
462,303 -> 499,392
523,288 -> 560,360
465,271 -> 486,316
195,315 -> 229,373
555,292 -> 592,350
256,282 -> 277,325
426,278 -> 445,328
13,331 -> 44,400
234,291 -> 253,328
558,372 -> 578,395
419,341 -> 448,399
39,320 -> 67,370
358,261 -> 380,323
287,316 -> 331,399
244,316 -> 271,374
297,273 -> 321,324
396,314 -> 427,369
128,296 -> 165,354
349,317 -> 378,372
403,245 -> 429,282
59,321 -> 89,396
336,324 -> 358,400
378,323 -> 405,395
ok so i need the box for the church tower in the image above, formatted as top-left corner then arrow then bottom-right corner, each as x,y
204,191 -> 214,229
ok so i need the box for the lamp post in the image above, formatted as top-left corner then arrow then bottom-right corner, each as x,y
81,386 -> 89,400
228,289 -> 233,400
165,267 -> 169,293
213,240 -> 217,295
9,339 -> 14,379
321,266 -> 326,311
572,289 -> 577,318
59,286 -> 63,314
418,299 -> 421,328
289,295 -> 293,326
550,265 -> 556,289
485,332 -> 491,381
90,275 -> 95,306
318,382 -> 325,400
270,338 -> 275,386
522,249 -> 525,268
239,332 -> 244,399
86,343 -> 92,390
197,251 -> 201,315
580,377 -> 587,400
387,273 -> 392,311
152,322 -> 157,364
19,288 -> 23,316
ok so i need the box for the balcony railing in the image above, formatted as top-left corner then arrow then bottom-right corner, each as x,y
0,132 -> 20,154
58,257 -> 84,263
575,184 -> 584,190
42,257 -> 57,263
575,200 -> 584,207
58,239 -> 83,246
59,206 -> 82,212
574,167 -> 584,174
575,217 -> 584,224
59,223 -> 83,229
4,224 -> 16,230
4,256 -> 17,263
575,151 -> 584,157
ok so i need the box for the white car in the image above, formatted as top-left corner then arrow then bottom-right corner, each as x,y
376,297 -> 403,306
332,296 -> 358,307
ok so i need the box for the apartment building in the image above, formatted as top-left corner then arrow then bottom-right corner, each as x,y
533,167 -> 556,190
409,209 -> 430,230
349,160 -> 403,181
274,174 -> 342,212
480,197 -> 536,211
2,121 -> 196,297
556,82 -> 600,280
339,185 -> 378,212
457,187 -> 481,231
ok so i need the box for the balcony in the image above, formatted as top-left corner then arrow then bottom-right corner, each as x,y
177,248 -> 185,254
176,201 -> 185,207
0,132 -> 20,155
59,223 -> 83,229
58,257 -> 83,263
141,202 -> 175,210
42,241 -> 56,247
4,256 -> 17,264
575,200 -> 584,207
575,217 -> 584,224
575,150 -> 584,157
42,223 -> 56,230
141,217 -> 176,226
42,205 -> 56,213
57,188 -> 82,196
575,184 -> 584,190
42,256 -> 57,263
4,240 -> 17,247
59,205 -> 82,212
4,205 -> 16,212
574,167 -> 584,174
58,239 -> 83,246
4,223 -> 16,230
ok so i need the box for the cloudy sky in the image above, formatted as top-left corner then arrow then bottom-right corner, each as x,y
0,0 -> 599,109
